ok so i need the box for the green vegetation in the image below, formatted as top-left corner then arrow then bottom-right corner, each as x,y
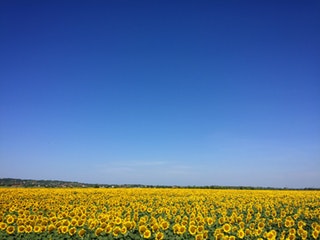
0,178 -> 318,190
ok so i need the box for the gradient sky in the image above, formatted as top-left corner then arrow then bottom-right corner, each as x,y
1,1 -> 319,188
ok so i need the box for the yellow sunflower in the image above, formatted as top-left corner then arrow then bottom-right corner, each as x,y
258,221 -> 265,229
78,228 -> 86,238
69,227 -> 77,236
155,231 -> 164,240
95,227 -> 104,236
112,226 -> 121,237
115,217 -> 122,225
197,225 -> 204,233
312,230 -> 319,239
160,221 -> 169,230
139,225 -> 147,234
151,222 -> 160,232
195,233 -> 204,240
77,219 -> 85,227
60,225 -> 69,234
6,226 -> 15,235
18,225 -> 25,233
237,229 -> 245,239
223,223 -> 231,233
173,223 -> 180,234
206,217 -> 214,226
34,225 -> 41,233
0,222 -> 7,230
48,224 -> 55,232
143,229 -> 151,239
105,225 -> 112,234
189,225 -> 197,235
25,225 -> 33,233
178,225 -> 186,234
121,226 -> 127,235
6,215 -> 15,224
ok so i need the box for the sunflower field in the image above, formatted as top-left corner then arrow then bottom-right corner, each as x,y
0,188 -> 319,240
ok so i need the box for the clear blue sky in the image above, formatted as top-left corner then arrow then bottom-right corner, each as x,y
1,1 -> 319,188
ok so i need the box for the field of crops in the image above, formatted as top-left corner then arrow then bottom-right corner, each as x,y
0,188 -> 319,240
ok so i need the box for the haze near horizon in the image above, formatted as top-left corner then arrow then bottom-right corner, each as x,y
0,1 -> 319,188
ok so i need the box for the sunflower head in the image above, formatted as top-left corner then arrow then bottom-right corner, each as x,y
223,223 -> 231,233
143,229 -> 151,239
6,226 -> 15,235
78,228 -> 86,238
69,227 -> 76,236
121,226 -> 127,235
189,225 -> 197,235
155,232 -> 164,240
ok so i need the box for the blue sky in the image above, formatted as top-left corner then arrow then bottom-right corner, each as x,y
1,1 -> 319,188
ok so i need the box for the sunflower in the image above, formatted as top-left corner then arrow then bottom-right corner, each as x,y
285,219 -> 291,228
131,220 -> 137,229
25,225 -> 33,233
155,231 -> 164,240
289,228 -> 296,235
105,225 -> 113,234
69,227 -> 77,236
18,225 -> 25,233
70,218 -> 77,226
300,230 -> 307,239
115,217 -> 122,225
223,223 -> 231,233
121,226 -> 127,235
61,226 -> 69,234
95,227 -> 104,236
77,219 -> 85,227
258,221 -> 265,229
206,217 -> 214,226
195,233 -> 204,240
139,225 -> 147,234
178,225 -> 186,234
218,217 -> 225,225
50,216 -> 57,223
311,222 -> 317,229
197,225 -> 204,233
100,222 -> 107,228
298,220 -> 306,229
297,228 -> 304,236
16,218 -> 25,225
266,230 -> 277,240
188,225 -> 197,235
239,221 -> 245,229
28,215 -> 35,221
237,229 -> 245,239
78,228 -> 86,238
143,229 -> 151,239
214,232 -> 224,240
160,221 -> 169,230
0,222 -> 7,230
48,224 -> 55,232
245,228 -> 251,236
34,225 -> 41,233
287,234 -> 295,240
173,223 -> 180,234
113,226 -> 121,237
6,215 -> 15,224
6,226 -> 15,235
312,230 -> 319,239
151,222 -> 160,232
